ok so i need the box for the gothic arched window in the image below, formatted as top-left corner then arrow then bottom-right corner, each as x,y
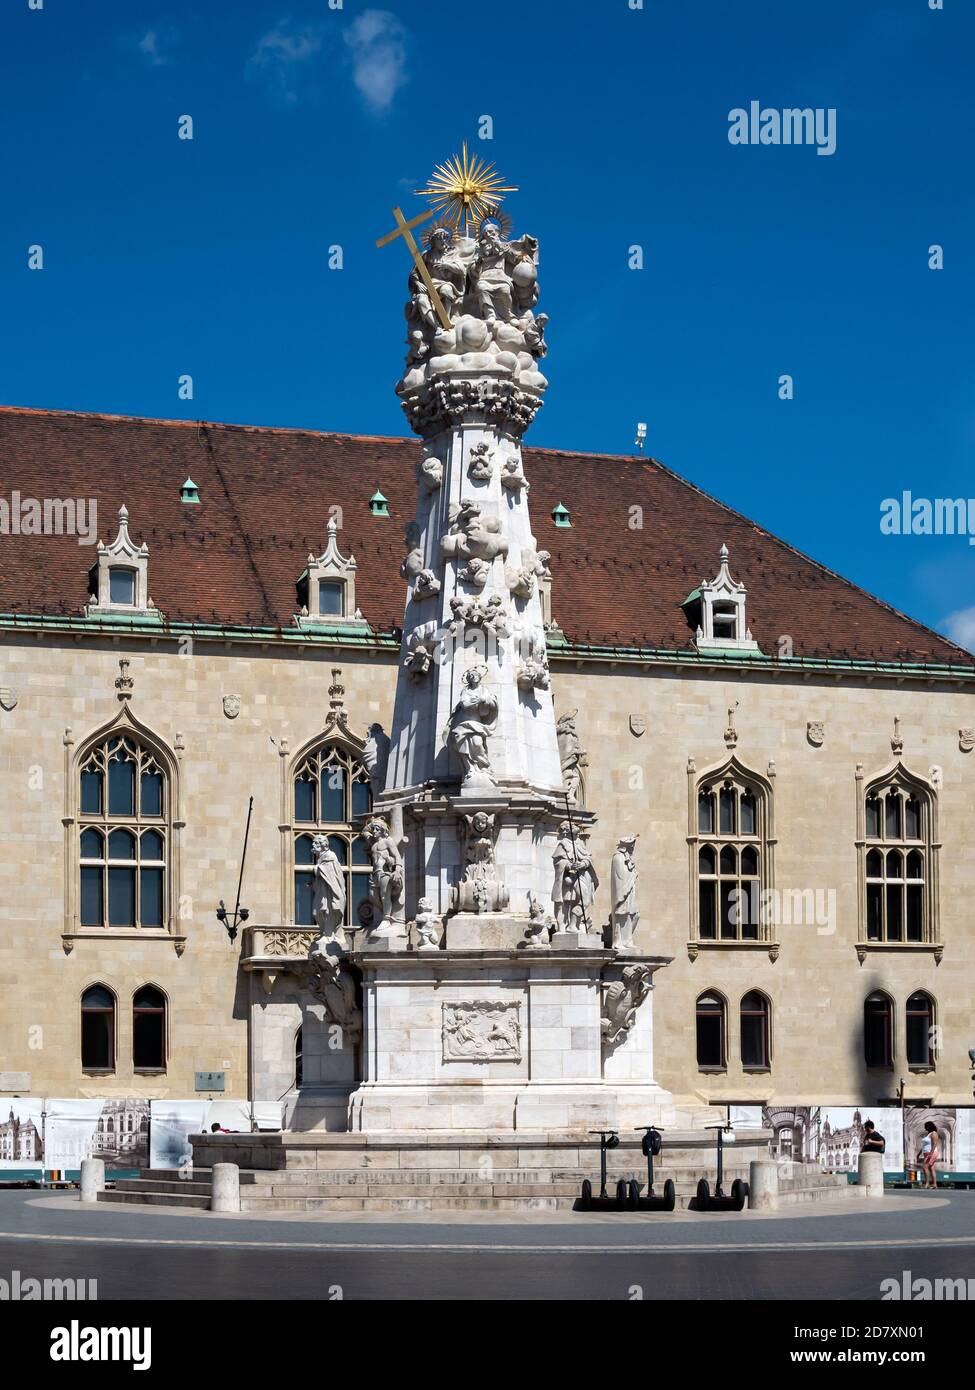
859,768 -> 938,950
133,985 -> 167,1071
81,984 -> 116,1072
906,991 -> 935,1069
695,991 -> 727,1069
864,991 -> 894,1069
740,990 -> 771,1070
78,732 -> 169,931
692,761 -> 772,945
292,744 -> 373,928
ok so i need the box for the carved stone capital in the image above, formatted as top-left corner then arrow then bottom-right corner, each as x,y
398,375 -> 544,438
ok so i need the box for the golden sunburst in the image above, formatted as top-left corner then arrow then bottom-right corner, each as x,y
414,142 -> 517,236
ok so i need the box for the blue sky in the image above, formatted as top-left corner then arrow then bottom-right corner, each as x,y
2,0 -> 973,648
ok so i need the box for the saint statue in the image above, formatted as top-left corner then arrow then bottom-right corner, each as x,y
363,817 -> 405,935
362,722 -> 390,800
610,835 -> 639,950
405,226 -> 467,357
444,665 -> 498,786
556,710 -> 588,807
552,820 -> 599,933
469,223 -> 539,326
310,833 -> 347,951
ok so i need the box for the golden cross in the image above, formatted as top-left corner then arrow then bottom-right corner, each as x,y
376,206 -> 452,331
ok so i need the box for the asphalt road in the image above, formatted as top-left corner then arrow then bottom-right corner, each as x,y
2,1231 -> 975,1300
0,1188 -> 973,1300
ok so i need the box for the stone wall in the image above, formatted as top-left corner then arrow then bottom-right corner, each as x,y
0,634 -> 393,1099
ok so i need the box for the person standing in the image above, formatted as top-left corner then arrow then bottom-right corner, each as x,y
861,1119 -> 886,1155
918,1121 -> 941,1189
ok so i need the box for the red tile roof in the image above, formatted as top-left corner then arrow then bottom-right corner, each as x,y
0,406 -> 966,666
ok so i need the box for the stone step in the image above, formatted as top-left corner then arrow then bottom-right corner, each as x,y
147,1168 -> 259,1185
112,1178 -> 214,1196
231,1163 -> 754,1186
99,1174 -> 852,1213
190,1131 -> 774,1174
240,1180 -> 585,1199
98,1190 -> 211,1209
240,1167 -> 752,1188
238,1194 -> 577,1213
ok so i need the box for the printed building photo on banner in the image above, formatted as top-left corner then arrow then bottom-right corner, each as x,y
92,1098 -> 149,1168
44,1099 -> 150,1174
902,1107 -> 975,1174
812,1108 -> 903,1172
954,1109 -> 975,1173
148,1099 -> 255,1170
0,1101 -> 43,1172
762,1106 -> 822,1164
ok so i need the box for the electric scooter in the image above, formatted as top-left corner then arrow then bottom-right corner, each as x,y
694,1123 -> 747,1211
625,1125 -> 676,1211
577,1130 -> 628,1210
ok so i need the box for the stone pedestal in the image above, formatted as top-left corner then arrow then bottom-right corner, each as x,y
347,947 -> 674,1133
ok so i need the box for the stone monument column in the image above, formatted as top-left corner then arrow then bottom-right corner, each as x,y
346,181 -> 674,1134
376,218 -> 575,942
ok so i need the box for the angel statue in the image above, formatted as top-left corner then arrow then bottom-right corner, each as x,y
444,665 -> 498,787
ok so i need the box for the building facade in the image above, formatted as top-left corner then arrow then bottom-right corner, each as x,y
1,406 -> 973,1120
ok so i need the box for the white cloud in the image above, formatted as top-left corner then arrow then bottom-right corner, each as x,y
941,606 -> 975,653
134,27 -> 178,67
247,21 -> 325,104
343,10 -> 408,116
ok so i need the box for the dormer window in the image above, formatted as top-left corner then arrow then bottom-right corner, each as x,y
683,544 -> 759,653
85,506 -> 160,622
109,568 -> 136,606
294,517 -> 367,630
317,581 -> 344,617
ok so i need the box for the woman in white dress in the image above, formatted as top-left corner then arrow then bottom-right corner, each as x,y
917,1121 -> 941,1189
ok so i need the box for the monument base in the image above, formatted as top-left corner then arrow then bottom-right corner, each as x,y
345,944 -> 673,1134
348,1080 -> 675,1133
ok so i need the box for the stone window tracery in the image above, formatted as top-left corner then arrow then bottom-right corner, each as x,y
691,760 -> 773,945
292,744 -> 373,928
857,764 -> 939,954
78,734 -> 168,930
